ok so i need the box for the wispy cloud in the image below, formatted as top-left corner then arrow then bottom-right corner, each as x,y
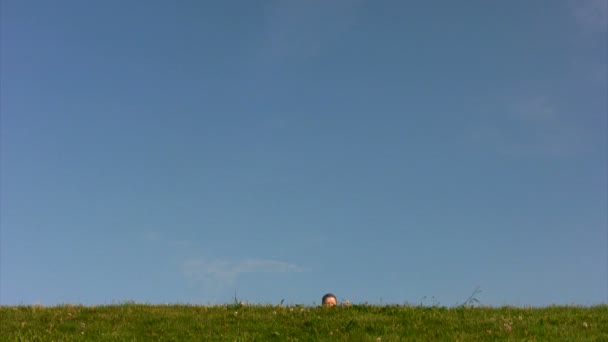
502,96 -> 586,157
139,231 -> 196,249
470,95 -> 586,157
259,0 -> 365,62
141,231 -> 163,242
570,0 -> 608,33
510,97 -> 557,121
182,258 -> 305,284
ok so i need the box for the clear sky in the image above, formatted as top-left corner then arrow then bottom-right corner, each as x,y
1,0 -> 606,307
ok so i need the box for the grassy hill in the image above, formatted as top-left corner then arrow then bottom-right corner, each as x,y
1,303 -> 606,341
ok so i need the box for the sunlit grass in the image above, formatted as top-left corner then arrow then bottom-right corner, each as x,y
1,303 -> 606,341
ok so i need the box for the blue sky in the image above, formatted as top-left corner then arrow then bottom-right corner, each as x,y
1,0 -> 606,307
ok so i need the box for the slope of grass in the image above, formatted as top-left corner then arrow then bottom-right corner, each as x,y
1,303 -> 606,341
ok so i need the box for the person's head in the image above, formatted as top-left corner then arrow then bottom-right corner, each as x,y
322,293 -> 337,307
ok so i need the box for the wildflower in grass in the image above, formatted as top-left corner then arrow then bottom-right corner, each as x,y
504,322 -> 512,333
583,322 -> 589,328
343,300 -> 351,307
376,337 -> 382,341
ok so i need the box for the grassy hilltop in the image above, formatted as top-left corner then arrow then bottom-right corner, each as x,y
1,303 -> 606,341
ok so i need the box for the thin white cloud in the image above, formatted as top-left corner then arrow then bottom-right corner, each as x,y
170,240 -> 194,248
503,97 -> 586,157
470,96 -> 587,157
570,0 -> 608,33
259,0 -> 365,62
182,258 -> 304,283
139,232 -> 197,249
510,97 -> 557,121
496,135 -> 584,158
141,232 -> 162,242
564,0 -> 608,87
589,63 -> 608,83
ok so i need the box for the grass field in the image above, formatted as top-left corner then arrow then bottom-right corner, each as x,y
1,303 -> 606,341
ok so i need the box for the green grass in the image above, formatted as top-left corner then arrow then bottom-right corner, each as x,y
1,303 -> 606,341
